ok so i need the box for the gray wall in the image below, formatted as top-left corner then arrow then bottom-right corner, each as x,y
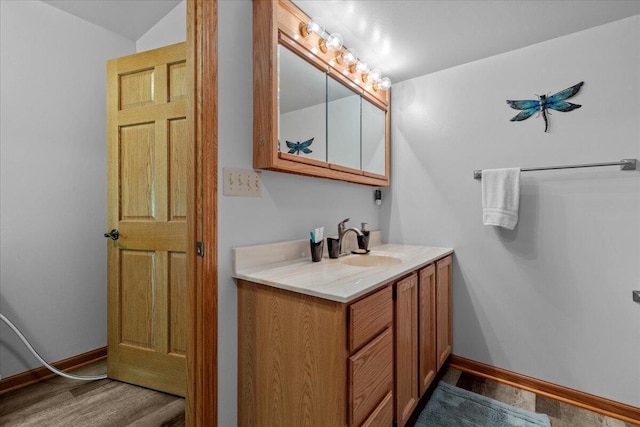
217,2 -> 382,425
382,15 -> 640,407
0,1 -> 134,378
136,1 -> 185,53
3,0 -> 637,422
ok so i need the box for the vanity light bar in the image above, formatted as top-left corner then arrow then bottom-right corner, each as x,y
299,18 -> 391,92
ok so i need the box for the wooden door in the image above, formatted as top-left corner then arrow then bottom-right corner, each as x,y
394,273 -> 418,427
106,42 -> 187,397
418,264 -> 437,397
436,256 -> 452,370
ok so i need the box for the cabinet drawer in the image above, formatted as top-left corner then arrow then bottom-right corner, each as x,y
349,286 -> 392,352
361,391 -> 393,427
349,327 -> 393,427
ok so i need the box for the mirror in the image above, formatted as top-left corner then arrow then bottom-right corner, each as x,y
327,76 -> 361,170
361,99 -> 386,176
278,45 -> 327,162
253,0 -> 390,186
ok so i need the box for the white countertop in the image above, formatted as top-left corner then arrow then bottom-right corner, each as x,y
232,237 -> 453,303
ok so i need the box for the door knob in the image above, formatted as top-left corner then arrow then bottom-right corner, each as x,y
104,229 -> 119,240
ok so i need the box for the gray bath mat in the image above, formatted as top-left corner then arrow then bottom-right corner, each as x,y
416,381 -> 551,427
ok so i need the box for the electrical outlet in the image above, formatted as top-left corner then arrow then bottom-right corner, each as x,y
223,168 -> 262,197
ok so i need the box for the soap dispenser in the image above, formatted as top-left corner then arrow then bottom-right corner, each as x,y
358,223 -> 370,251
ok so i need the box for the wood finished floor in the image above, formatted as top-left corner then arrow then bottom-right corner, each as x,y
0,361 -> 184,427
3,361 -> 637,426
409,367 -> 639,427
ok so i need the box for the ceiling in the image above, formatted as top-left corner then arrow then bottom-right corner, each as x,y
40,0 -> 640,84
294,0 -> 640,83
41,0 -> 182,41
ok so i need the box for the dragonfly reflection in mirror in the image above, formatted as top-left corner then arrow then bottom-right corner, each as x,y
286,137 -> 314,155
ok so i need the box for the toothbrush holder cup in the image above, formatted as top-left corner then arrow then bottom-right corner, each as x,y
310,239 -> 324,262
327,237 -> 340,259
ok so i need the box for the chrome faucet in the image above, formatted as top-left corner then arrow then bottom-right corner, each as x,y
338,218 -> 363,257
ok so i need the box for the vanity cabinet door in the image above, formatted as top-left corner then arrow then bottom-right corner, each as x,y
237,282 -> 348,427
436,255 -> 453,370
418,263 -> 437,397
395,273 -> 419,427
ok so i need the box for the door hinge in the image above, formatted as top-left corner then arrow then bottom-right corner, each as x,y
392,285 -> 397,300
392,419 -> 398,427
196,241 -> 204,257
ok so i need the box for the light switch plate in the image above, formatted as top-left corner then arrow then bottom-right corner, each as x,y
223,168 -> 262,197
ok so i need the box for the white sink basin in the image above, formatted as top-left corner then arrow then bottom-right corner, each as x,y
340,254 -> 403,268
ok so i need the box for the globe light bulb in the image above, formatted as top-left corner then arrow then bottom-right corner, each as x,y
368,69 -> 382,83
325,33 -> 344,51
378,77 -> 392,90
340,48 -> 358,65
355,61 -> 369,74
306,18 -> 324,36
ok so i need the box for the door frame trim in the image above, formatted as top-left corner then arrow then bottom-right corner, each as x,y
187,0 -> 218,425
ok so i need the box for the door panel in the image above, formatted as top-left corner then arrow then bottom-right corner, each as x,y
169,62 -> 187,101
169,118 -> 188,221
168,251 -> 187,356
107,42 -> 187,397
119,250 -> 155,349
119,68 -> 155,108
119,124 -> 155,220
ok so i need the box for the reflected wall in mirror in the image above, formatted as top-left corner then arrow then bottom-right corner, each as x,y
254,0 -> 390,187
327,76 -> 361,170
278,45 -> 326,162
362,100 -> 386,176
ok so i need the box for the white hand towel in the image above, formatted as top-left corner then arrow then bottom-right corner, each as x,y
482,168 -> 521,230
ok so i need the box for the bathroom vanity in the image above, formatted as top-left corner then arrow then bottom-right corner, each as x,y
233,237 -> 453,427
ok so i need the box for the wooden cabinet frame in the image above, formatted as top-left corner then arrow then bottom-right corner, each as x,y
237,255 -> 452,427
253,0 -> 390,186
396,255 -> 453,427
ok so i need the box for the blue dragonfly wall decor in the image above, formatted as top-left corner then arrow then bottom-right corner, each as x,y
506,81 -> 584,132
286,137 -> 314,155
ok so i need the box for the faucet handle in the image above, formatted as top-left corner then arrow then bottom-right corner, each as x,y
338,218 -> 349,236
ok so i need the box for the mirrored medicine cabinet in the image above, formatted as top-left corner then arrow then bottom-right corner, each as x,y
253,0 -> 390,186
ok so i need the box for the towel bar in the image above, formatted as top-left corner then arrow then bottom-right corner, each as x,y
473,159 -> 637,180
